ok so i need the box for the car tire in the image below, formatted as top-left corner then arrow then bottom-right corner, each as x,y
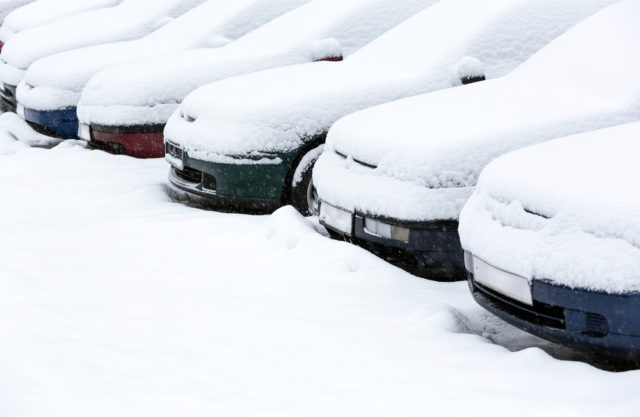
289,158 -> 319,216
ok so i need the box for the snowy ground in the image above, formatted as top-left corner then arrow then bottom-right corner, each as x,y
1,116 -> 640,416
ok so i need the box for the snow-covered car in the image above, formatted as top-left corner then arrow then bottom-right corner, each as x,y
16,0 -> 308,142
162,0 -> 613,218
0,1 -> 34,41
0,0 -> 121,45
459,122 -> 640,359
314,0 -> 640,279
0,0 -> 205,114
76,0 -> 438,158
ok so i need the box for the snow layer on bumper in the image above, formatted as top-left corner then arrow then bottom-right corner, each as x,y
314,150 -> 472,221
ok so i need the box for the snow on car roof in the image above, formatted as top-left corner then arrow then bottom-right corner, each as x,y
0,0 -> 121,43
459,122 -> 640,293
163,0 -> 614,158
319,0 -> 640,220
0,0 -> 33,26
77,0 -> 439,126
18,0 -> 310,111
0,0 -> 206,75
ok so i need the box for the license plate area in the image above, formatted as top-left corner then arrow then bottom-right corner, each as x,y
319,202 -> 353,236
473,257 -> 533,306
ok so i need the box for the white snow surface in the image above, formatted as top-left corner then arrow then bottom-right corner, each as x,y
459,122 -> 640,294
163,0 -> 615,163
0,0 -> 205,86
77,0 -> 439,126
314,0 -> 640,222
0,0 -> 33,25
18,0 -> 309,111
0,0 -> 121,43
2,125 -> 640,416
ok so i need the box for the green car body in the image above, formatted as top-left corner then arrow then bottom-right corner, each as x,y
166,134 -> 324,214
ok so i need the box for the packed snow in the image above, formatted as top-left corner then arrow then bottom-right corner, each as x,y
0,0 -> 205,86
0,0 -> 33,25
77,0 -> 438,127
314,0 -> 640,222
459,122 -> 640,294
0,0 -> 121,43
17,0 -> 310,111
163,0 -> 614,162
2,124 -> 640,416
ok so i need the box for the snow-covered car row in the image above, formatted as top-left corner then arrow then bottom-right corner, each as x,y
1,0 -> 639,359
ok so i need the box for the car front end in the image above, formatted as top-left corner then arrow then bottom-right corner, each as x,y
164,137 -> 301,213
459,122 -> 640,359
315,148 -> 471,280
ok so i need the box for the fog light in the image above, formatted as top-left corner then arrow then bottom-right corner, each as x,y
77,123 -> 91,141
363,217 -> 410,243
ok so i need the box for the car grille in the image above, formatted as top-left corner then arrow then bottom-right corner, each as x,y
175,167 -> 202,183
165,141 -> 183,160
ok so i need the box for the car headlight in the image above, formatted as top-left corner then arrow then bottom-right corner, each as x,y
363,217 -> 410,243
77,123 -> 91,141
16,103 -> 25,119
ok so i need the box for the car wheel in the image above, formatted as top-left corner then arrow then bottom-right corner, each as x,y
289,158 -> 319,216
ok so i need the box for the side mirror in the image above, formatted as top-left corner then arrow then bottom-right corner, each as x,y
452,56 -> 485,86
309,38 -> 343,62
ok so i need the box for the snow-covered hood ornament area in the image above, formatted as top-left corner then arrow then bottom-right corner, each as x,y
315,0 -> 640,221
164,0 -> 615,163
459,122 -> 640,294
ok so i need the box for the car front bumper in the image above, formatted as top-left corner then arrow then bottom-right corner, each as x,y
22,106 -> 78,138
165,141 -> 296,213
319,200 -> 465,280
466,252 -> 640,360
88,123 -> 166,158
0,83 -> 16,113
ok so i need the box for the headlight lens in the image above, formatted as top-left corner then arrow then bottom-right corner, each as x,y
77,123 -> 91,141
363,217 -> 410,243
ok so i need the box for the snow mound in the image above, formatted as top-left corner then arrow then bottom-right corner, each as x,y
459,122 -> 640,293
0,112 -> 62,153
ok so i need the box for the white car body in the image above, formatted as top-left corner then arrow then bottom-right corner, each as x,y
459,122 -> 640,293
0,0 -> 121,43
313,0 -> 640,224
17,0 -> 310,112
77,0 -> 439,128
163,0 -> 614,165
0,0 -> 205,87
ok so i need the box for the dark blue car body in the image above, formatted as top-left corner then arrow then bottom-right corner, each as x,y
23,106 -> 78,139
465,251 -> 640,360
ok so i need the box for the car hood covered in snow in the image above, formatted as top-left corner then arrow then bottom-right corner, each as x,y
0,0 -> 205,86
17,0 -> 309,111
314,0 -> 640,221
0,0 -> 34,26
459,122 -> 640,294
0,0 -> 121,43
164,0 -> 614,160
77,0 -> 439,127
